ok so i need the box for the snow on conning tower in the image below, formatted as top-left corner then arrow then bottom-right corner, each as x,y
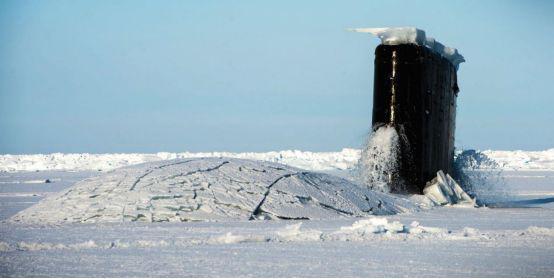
351,27 -> 465,194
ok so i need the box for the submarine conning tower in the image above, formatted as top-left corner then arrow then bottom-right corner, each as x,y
350,27 -> 465,194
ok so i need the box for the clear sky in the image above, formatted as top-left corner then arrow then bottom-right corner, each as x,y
1,0 -> 553,154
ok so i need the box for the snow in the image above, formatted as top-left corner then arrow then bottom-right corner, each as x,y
526,226 -> 554,236
10,158 -> 417,224
1,216 -> 500,253
483,149 -> 554,170
3,213 -> 553,252
2,148 -> 554,173
1,206 -> 553,276
0,149 -> 361,173
1,152 -> 553,276
276,223 -> 323,242
334,217 -> 405,235
348,27 -> 465,68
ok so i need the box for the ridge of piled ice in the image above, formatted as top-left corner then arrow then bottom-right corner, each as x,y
348,27 -> 465,68
0,149 -> 360,173
1,148 -> 554,173
10,158 -> 417,224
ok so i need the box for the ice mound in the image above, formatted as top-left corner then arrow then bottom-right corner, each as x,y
10,158 -> 416,224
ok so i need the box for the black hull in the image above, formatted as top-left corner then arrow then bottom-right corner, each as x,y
372,44 -> 459,193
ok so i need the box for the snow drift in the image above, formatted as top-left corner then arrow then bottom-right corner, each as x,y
10,158 -> 417,224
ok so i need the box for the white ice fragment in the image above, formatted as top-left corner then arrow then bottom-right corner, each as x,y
110,240 -> 130,249
423,170 -> 476,207
209,232 -> 257,244
526,226 -> 554,236
348,27 -> 426,45
338,217 -> 405,235
348,26 -> 465,68
22,179 -> 49,184
135,240 -> 169,248
0,242 -> 10,252
422,182 -> 450,205
208,231 -> 270,245
68,240 -> 98,249
17,242 -> 67,251
407,221 -> 448,235
276,223 -> 323,242
462,227 -> 480,237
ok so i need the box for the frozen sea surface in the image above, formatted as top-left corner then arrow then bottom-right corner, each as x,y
1,207 -> 553,277
1,160 -> 553,276
0,171 -> 98,221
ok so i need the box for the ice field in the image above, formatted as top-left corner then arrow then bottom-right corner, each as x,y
1,150 -> 553,277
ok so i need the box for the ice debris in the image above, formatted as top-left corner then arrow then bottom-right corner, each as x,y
337,217 -> 405,235
526,226 -> 554,236
2,219 -> 550,253
276,223 -> 323,242
423,170 -> 476,207
348,27 -> 465,68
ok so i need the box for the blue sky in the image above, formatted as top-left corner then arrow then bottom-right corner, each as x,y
1,0 -> 553,154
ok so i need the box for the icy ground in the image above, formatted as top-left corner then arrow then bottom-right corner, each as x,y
1,151 -> 554,276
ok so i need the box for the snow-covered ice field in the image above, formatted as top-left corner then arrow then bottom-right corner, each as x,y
1,150 -> 554,277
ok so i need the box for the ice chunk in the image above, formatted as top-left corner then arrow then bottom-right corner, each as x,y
337,217 -> 405,235
348,27 -> 465,68
208,232 -> 268,244
526,226 -> 554,236
407,221 -> 448,235
0,242 -> 10,252
423,170 -> 476,206
348,27 -> 426,45
276,223 -> 323,242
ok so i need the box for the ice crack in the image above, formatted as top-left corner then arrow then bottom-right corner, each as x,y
129,159 -> 199,191
249,171 -> 308,220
